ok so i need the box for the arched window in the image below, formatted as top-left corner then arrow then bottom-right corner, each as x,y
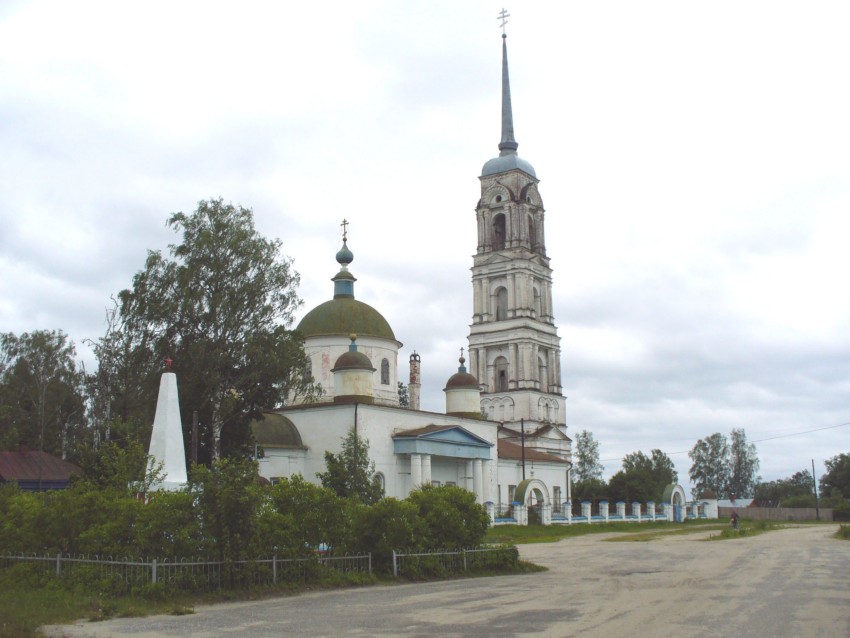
495,287 -> 508,321
380,358 -> 390,385
492,213 -> 506,250
306,357 -> 313,381
494,356 -> 509,392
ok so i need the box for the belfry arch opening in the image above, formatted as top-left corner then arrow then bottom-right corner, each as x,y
492,213 -> 506,251
494,356 -> 509,392
495,287 -> 508,321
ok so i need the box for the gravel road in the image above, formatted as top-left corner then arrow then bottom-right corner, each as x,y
42,524 -> 850,637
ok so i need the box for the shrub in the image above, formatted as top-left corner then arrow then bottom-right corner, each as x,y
407,485 -> 490,549
349,498 -> 424,574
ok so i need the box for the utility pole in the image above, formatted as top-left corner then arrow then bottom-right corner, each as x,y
812,459 -> 820,521
521,419 -> 526,481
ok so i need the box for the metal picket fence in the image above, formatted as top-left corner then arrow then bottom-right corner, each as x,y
391,546 -> 519,577
1,552 -> 371,592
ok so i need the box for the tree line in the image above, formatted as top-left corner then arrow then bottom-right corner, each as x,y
572,429 -> 849,514
1,199 -> 316,466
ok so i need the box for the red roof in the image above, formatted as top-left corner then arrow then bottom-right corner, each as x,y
498,439 -> 569,464
0,449 -> 81,483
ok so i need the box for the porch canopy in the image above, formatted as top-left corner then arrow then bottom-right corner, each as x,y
392,425 -> 492,459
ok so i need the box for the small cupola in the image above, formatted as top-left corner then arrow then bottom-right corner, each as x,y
444,350 -> 482,418
331,334 -> 376,404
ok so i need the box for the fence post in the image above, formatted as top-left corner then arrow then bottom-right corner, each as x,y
273,555 -> 277,585
56,553 -> 61,577
463,550 -> 467,572
151,558 -> 157,585
368,552 -> 372,575
392,551 -> 397,577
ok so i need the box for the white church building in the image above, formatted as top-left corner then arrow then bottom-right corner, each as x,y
252,30 -> 573,521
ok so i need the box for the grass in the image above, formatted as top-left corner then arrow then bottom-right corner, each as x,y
605,525 -> 727,542
0,554 -> 534,636
835,524 -> 850,540
484,519 -> 723,545
0,575 -> 198,638
707,519 -> 785,541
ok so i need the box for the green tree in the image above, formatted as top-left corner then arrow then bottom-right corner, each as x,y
397,381 -> 409,408
754,470 -> 815,506
349,498 -> 424,573
609,449 -> 677,503
0,330 -> 86,457
572,476 -> 608,504
317,429 -> 384,505
267,474 -> 351,556
688,432 -> 730,498
116,199 -> 316,462
573,430 -> 603,482
820,453 -> 850,499
75,439 -> 163,494
189,457 -> 264,562
728,428 -> 760,498
407,485 -> 490,549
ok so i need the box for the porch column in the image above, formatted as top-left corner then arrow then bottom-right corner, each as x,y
410,454 -> 422,489
421,454 -> 432,486
473,459 -> 483,504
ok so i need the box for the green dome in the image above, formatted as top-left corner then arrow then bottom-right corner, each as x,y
251,413 -> 305,449
297,297 -> 396,341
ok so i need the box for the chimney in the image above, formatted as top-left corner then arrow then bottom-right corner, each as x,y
409,352 -> 421,411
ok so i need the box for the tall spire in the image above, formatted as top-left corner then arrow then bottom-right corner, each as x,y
497,9 -> 518,156
499,33 -> 518,156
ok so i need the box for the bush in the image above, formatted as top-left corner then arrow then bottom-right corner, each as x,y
349,498 -> 424,574
407,485 -> 490,549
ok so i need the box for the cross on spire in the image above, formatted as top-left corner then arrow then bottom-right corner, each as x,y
498,8 -> 510,35
340,219 -> 349,243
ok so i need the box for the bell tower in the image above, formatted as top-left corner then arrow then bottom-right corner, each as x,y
467,20 -> 566,433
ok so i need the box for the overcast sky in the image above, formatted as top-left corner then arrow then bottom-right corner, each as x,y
2,1 -> 848,490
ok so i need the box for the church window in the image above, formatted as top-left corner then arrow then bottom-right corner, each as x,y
533,288 -> 541,317
375,472 -> 385,491
495,195 -> 502,203
494,356 -> 509,392
446,481 -> 456,487
306,357 -> 313,380
380,358 -> 389,385
495,287 -> 508,321
431,480 -> 441,487
553,486 -> 562,511
508,484 -> 517,504
528,216 -> 535,250
492,213 -> 506,250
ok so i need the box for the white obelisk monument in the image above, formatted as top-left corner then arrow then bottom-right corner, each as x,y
148,358 -> 188,490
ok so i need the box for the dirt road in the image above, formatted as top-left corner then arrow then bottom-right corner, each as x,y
42,525 -> 850,637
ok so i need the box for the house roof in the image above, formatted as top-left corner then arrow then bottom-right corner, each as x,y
0,449 -> 81,484
498,439 -> 569,464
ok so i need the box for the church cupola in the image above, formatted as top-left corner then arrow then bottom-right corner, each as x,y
444,351 -> 482,418
294,221 -> 403,407
331,334 -> 376,404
